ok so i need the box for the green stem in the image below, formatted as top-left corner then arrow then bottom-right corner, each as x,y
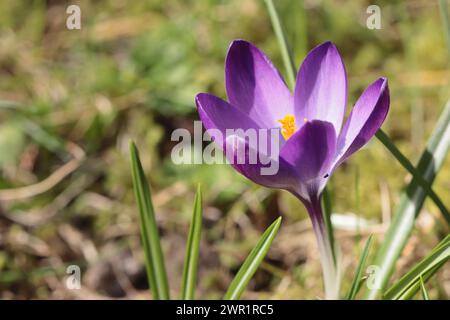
305,196 -> 340,300
264,0 -> 296,89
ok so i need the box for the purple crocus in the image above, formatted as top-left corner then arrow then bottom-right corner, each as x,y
196,40 -> 389,299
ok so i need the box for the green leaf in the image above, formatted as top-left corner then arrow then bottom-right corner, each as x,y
346,235 -> 373,300
180,184 -> 203,300
365,101 -> 450,299
263,0 -> 296,89
376,129 -> 450,224
224,217 -> 282,300
321,187 -> 336,264
383,234 -> 449,300
129,141 -> 170,300
419,276 -> 429,300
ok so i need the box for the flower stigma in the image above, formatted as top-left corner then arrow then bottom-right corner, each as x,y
278,114 -> 297,140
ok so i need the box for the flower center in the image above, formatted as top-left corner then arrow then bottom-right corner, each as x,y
278,114 -> 296,139
278,115 -> 308,140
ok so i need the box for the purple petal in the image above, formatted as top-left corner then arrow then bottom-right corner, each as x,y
196,93 -> 297,190
196,93 -> 261,148
294,42 -> 347,134
280,120 -> 336,199
229,135 -> 300,191
332,77 -> 390,169
225,40 -> 293,129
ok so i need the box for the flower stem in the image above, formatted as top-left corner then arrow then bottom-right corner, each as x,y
305,196 -> 340,300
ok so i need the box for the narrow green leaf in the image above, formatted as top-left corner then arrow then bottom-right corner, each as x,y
365,101 -> 450,299
321,187 -> 336,264
376,129 -> 450,224
393,263 -> 445,300
419,276 -> 430,300
383,234 -> 450,300
130,141 -> 170,300
263,0 -> 296,89
224,217 -> 282,300
292,0 -> 308,60
180,184 -> 203,300
346,235 -> 373,300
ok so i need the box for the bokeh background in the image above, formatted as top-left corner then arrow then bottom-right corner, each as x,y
0,0 -> 449,299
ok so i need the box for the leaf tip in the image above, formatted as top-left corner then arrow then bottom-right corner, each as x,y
129,140 -> 137,153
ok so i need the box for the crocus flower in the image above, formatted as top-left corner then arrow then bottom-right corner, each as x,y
195,40 -> 389,299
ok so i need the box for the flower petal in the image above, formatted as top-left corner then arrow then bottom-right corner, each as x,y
294,42 -> 347,134
196,93 -> 261,148
280,120 -> 336,199
333,77 -> 390,169
196,93 -> 297,189
227,133 -> 300,190
225,40 -> 293,129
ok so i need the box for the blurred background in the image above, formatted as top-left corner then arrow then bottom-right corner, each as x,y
0,0 -> 449,299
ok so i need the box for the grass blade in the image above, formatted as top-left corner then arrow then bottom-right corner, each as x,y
346,235 -> 373,300
365,101 -> 450,299
224,217 -> 282,300
393,263 -> 445,300
264,0 -> 296,89
419,276 -> 430,300
321,187 -> 336,265
180,184 -> 203,299
130,141 -> 170,300
376,129 -> 450,224
383,234 -> 449,300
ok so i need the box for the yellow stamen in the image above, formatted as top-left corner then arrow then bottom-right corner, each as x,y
278,114 -> 296,140
303,117 -> 308,123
